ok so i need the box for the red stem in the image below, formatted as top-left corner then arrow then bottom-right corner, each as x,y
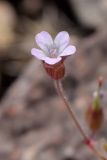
55,80 -> 106,160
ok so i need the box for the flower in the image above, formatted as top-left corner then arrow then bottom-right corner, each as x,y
31,31 -> 76,79
31,31 -> 76,65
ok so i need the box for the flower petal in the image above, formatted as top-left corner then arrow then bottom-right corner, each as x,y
60,45 -> 76,56
54,31 -> 70,53
35,31 -> 53,52
44,57 -> 62,65
31,48 -> 46,60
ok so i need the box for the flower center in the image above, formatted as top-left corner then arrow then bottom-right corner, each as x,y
49,48 -> 57,58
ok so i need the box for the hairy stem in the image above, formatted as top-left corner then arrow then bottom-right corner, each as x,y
54,80 -> 106,160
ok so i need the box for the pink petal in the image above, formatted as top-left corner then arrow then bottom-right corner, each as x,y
35,31 -> 53,52
44,57 -> 62,65
31,48 -> 46,60
54,31 -> 70,53
60,45 -> 76,56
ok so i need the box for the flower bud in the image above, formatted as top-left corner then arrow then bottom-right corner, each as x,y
43,61 -> 65,80
86,106 -> 103,132
98,76 -> 104,87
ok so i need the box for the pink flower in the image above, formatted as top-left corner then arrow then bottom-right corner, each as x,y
31,31 -> 76,65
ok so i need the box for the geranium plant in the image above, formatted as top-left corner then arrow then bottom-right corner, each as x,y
31,31 -> 107,160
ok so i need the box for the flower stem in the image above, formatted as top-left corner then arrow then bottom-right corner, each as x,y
54,80 -> 106,160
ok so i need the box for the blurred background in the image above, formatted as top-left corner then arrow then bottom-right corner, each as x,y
0,0 -> 107,160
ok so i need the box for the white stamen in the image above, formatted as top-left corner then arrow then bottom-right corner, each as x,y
49,48 -> 57,58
